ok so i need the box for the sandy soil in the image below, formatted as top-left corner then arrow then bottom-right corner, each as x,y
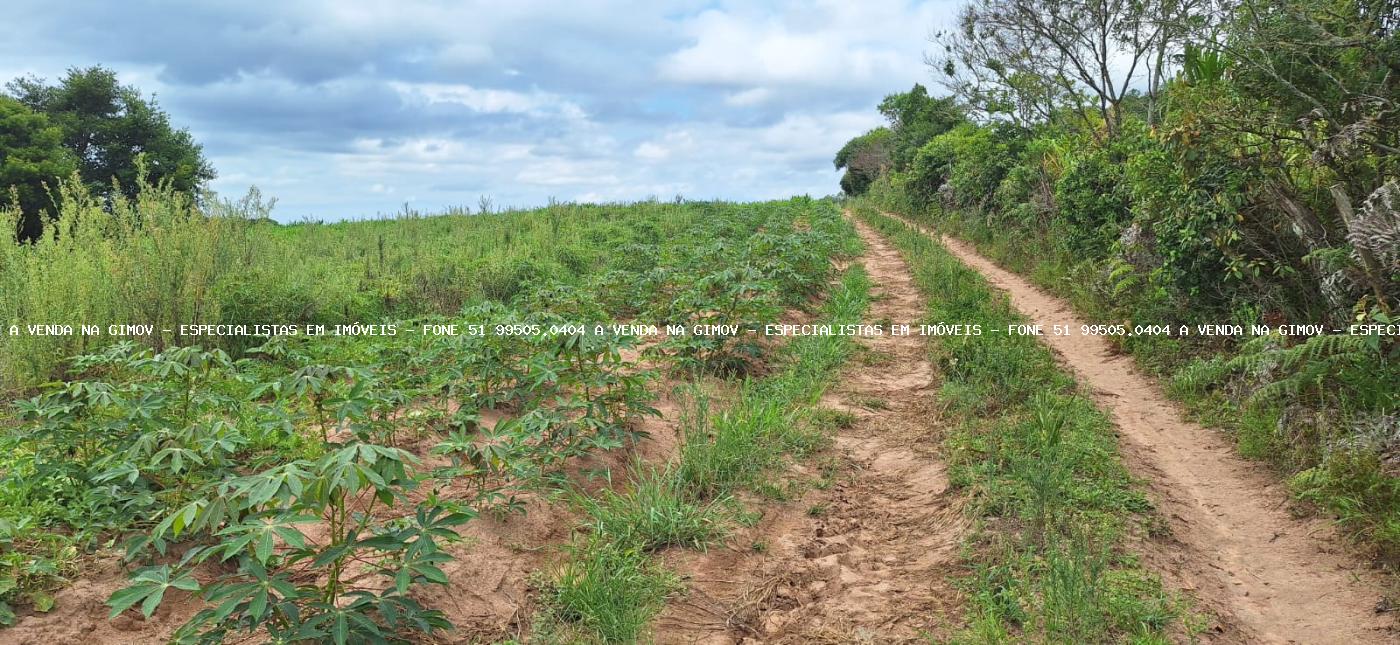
653,217 -> 966,643
894,214 -> 1396,644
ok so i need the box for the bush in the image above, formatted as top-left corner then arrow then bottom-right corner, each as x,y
1052,146 -> 1131,256
909,123 -> 1024,213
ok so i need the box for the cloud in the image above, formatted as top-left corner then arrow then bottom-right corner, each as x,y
390,82 -> 586,120
634,142 -> 671,161
0,0 -> 953,220
725,88 -> 774,106
658,1 -> 933,92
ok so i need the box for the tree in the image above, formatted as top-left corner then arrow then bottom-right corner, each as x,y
834,127 -> 894,195
6,66 -> 214,207
931,0 -> 1197,135
876,85 -> 964,170
0,97 -> 77,241
833,86 -> 965,196
1182,0 -> 1400,313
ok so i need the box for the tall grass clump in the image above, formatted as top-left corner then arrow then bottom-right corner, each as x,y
0,179 -> 261,387
573,463 -> 731,552
856,205 -> 1187,643
540,536 -> 681,643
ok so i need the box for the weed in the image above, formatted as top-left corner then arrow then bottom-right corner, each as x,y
851,395 -> 890,411
811,407 -> 857,431
574,464 -> 731,552
544,536 -> 680,643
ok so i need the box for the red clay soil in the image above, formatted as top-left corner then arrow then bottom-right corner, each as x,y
896,214 -> 1396,644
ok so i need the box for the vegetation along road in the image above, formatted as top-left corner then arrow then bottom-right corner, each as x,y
896,212 -> 1395,643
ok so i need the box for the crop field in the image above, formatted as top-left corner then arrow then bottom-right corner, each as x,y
0,196 -> 876,641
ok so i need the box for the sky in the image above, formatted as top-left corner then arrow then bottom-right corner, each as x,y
3,0 -> 957,221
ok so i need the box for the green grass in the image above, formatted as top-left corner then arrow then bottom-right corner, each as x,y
539,264 -> 872,642
855,205 -> 1190,643
573,463 -> 732,553
540,536 -> 681,643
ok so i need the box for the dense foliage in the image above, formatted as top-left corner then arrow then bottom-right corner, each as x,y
845,0 -> 1399,559
834,84 -> 964,196
0,98 -> 76,228
2,66 -> 213,241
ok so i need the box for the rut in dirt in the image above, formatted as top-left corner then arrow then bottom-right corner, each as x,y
654,217 -> 965,643
894,215 -> 1395,644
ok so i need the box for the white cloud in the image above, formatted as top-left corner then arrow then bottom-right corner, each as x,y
390,82 -> 586,119
724,87 -> 774,106
755,111 -> 882,163
515,158 -> 621,187
634,142 -> 670,161
658,1 -> 932,91
432,42 -> 495,66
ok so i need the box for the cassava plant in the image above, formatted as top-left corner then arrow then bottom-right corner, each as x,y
110,442 -> 471,644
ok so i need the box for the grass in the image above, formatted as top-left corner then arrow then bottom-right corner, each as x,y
855,205 -> 1191,643
538,264 -> 872,642
573,464 -> 732,553
674,267 -> 872,500
0,179 -> 804,391
538,536 -> 681,643
810,407 -> 856,431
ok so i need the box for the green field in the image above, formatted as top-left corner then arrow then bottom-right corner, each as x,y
0,194 -> 869,640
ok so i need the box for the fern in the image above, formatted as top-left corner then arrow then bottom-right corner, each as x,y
1219,333 -> 1377,405
1352,181 -> 1400,272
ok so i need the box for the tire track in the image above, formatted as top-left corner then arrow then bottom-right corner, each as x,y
895,214 -> 1394,644
655,216 -> 965,643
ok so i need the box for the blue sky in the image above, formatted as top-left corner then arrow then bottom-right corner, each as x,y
4,1 -> 957,221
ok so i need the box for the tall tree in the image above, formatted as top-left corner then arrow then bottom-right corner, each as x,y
0,97 -> 77,241
6,66 -> 214,207
877,84 -> 965,170
834,127 -> 894,195
931,0 -> 1195,134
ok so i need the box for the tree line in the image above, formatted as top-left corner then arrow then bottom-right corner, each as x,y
838,0 -> 1400,560
0,66 -> 213,241
840,0 -> 1397,325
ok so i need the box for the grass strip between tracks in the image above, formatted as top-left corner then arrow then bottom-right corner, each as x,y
857,205 -> 1197,644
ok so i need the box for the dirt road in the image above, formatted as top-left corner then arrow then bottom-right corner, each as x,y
655,217 -> 965,642
899,216 -> 1394,644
